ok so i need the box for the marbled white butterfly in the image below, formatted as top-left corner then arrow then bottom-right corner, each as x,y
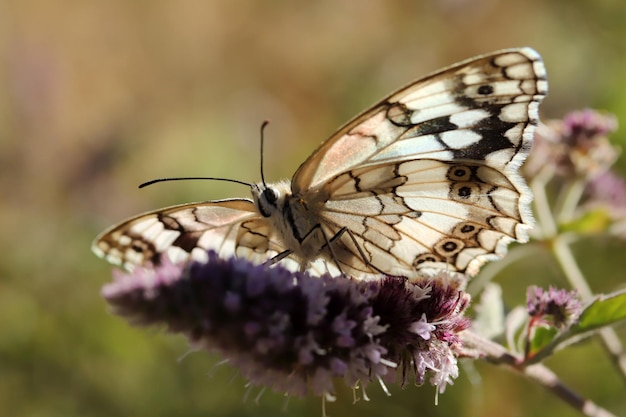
93,47 -> 547,279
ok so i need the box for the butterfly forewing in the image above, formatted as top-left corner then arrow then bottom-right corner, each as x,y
292,48 -> 546,192
93,199 -> 288,270
94,47 -> 547,279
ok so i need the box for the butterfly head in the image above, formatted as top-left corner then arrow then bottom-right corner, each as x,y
252,180 -> 291,218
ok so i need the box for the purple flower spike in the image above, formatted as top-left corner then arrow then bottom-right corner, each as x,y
103,253 -> 471,398
372,275 -> 471,393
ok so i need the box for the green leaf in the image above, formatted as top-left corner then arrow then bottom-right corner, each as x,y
529,326 -> 558,354
560,208 -> 612,235
572,290 -> 626,333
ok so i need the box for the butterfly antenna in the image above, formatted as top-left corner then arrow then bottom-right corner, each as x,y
259,120 -> 270,189
139,177 -> 253,189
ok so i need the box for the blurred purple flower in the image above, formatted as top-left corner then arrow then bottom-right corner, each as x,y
102,252 -> 471,398
580,169 -> 626,240
561,108 -> 618,144
525,109 -> 619,179
585,170 -> 626,212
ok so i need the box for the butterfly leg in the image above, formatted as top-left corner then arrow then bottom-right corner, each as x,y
287,222 -> 347,275
322,227 -> 387,275
267,249 -> 292,265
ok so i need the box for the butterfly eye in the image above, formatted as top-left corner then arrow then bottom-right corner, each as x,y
257,187 -> 279,218
264,188 -> 278,205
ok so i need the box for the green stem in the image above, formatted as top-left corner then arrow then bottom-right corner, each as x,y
555,177 -> 586,223
551,236 -> 626,382
551,237 -> 592,297
530,167 -> 626,382
530,168 -> 558,238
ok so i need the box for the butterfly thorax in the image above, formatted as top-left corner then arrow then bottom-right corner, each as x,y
252,179 -> 327,263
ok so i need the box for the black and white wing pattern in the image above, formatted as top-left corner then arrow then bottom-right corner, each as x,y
291,47 -> 547,277
93,47 -> 547,279
93,200 -> 294,271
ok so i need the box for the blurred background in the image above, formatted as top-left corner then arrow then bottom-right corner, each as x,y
2,0 -> 625,416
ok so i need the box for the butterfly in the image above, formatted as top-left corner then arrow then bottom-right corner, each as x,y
92,47 -> 547,280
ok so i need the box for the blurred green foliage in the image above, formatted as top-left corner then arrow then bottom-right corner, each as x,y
1,1 -> 625,416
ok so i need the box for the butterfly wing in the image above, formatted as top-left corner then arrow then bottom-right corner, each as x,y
292,48 -> 547,277
309,160 -> 533,277
92,199 -> 290,270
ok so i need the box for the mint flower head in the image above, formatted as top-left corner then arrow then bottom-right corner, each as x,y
558,109 -> 619,178
526,286 -> 583,329
525,109 -> 619,180
102,252 -> 471,399
561,108 -> 618,144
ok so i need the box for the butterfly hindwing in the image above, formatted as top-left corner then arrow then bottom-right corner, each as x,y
317,159 -> 529,276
